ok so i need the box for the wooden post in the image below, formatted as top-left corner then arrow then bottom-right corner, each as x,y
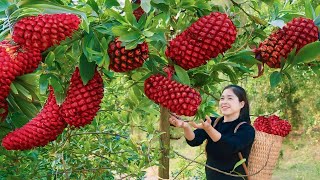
158,106 -> 170,179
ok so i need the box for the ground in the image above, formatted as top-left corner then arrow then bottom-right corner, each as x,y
144,129 -> 320,179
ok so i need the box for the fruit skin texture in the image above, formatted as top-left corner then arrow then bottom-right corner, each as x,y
165,12 -> 237,70
13,13 -> 81,51
0,40 -> 42,121
133,0 -> 144,20
144,69 -> 201,116
108,38 -> 149,72
254,17 -> 319,68
1,88 -> 66,150
253,115 -> 291,137
61,67 -> 104,128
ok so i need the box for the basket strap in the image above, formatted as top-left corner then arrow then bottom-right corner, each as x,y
234,121 -> 247,133
213,116 -> 222,128
234,121 -> 251,180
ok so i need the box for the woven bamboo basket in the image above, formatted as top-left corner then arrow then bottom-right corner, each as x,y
247,130 -> 284,180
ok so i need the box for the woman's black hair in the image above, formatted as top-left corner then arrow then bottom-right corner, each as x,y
223,85 -> 251,124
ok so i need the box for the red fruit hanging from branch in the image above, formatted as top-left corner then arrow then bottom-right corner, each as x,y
0,40 -> 42,121
254,17 -> 319,68
108,38 -> 149,72
165,12 -> 237,70
61,67 -> 104,128
144,67 -> 202,116
1,88 -> 66,150
12,13 -> 81,51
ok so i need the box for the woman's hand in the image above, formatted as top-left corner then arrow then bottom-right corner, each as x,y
189,115 -> 212,131
169,115 -> 187,128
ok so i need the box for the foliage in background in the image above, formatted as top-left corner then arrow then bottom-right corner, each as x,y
0,0 -> 319,178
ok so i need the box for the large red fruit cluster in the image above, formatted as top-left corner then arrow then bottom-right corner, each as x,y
165,12 -> 237,70
61,67 -> 104,127
13,13 -> 81,51
253,115 -> 291,137
0,40 -> 42,121
1,88 -> 66,150
144,67 -> 201,116
254,17 -> 319,68
108,38 -> 149,72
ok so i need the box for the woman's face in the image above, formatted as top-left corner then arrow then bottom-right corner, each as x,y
219,88 -> 244,117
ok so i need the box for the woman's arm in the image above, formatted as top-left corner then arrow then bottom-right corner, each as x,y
169,115 -> 195,140
190,116 -> 222,142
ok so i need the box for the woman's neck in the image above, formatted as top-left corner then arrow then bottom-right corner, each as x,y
223,113 -> 240,122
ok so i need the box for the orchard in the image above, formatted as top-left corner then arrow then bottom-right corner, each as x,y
0,0 -> 320,179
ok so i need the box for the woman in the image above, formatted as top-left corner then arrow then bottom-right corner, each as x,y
169,85 -> 255,179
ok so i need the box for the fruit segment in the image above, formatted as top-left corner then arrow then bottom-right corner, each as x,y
108,38 -> 149,72
254,17 -> 319,68
253,115 -> 291,137
2,88 -> 66,150
61,67 -> 104,128
13,13 -> 81,51
165,12 -> 237,70
144,68 -> 201,116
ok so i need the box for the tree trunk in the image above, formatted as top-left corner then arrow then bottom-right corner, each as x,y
158,106 -> 170,179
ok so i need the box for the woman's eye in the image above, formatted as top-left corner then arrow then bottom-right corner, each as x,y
228,98 -> 232,100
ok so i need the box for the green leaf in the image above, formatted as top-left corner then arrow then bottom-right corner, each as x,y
283,47 -> 296,69
87,0 -> 100,15
261,0 -> 274,6
0,28 -> 9,41
141,0 -> 151,13
53,45 -> 68,60
270,71 -> 282,88
39,74 -> 50,95
49,75 -> 65,105
118,30 -> 141,42
14,98 -> 39,119
105,9 -> 127,24
14,82 -> 32,100
227,50 -> 260,66
314,15 -> 320,26
79,54 -> 96,85
45,51 -> 55,67
249,15 -> 268,25
0,0 -> 9,11
142,30 -> 154,37
16,74 -> 39,87
232,159 -> 246,171
112,25 -> 131,37
124,0 -> 135,24
305,0 -> 315,19
174,65 -> 190,85
130,111 -> 140,123
10,83 -> 18,95
100,37 -> 111,51
105,0 -> 120,8
293,42 -> 320,65
316,5 -> 320,16
85,47 -> 103,57
192,73 -> 211,87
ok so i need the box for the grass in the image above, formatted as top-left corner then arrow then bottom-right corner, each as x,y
272,131 -> 320,180
166,130 -> 320,180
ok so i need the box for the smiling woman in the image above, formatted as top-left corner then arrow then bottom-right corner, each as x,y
169,85 -> 255,180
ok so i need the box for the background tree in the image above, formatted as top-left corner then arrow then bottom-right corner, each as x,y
0,0 -> 319,179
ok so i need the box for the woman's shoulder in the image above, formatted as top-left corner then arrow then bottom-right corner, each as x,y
209,116 -> 219,125
237,122 -> 255,132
